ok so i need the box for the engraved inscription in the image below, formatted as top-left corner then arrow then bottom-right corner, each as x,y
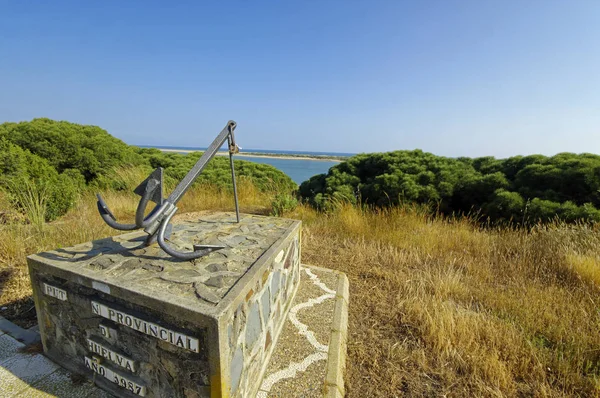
43,283 -> 67,301
91,301 -> 199,353
85,356 -> 146,396
99,324 -> 117,339
87,338 -> 136,372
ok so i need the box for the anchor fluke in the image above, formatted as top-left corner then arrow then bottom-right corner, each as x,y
96,193 -> 138,231
155,208 -> 226,260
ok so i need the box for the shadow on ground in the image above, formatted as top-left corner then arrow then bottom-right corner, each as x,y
0,295 -> 37,329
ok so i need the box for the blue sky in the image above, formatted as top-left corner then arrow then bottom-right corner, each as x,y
1,1 -> 599,157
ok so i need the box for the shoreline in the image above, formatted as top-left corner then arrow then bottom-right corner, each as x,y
155,148 -> 344,162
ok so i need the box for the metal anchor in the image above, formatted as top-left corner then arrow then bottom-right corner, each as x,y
96,120 -> 241,260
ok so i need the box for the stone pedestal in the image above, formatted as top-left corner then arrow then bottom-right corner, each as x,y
27,212 -> 301,398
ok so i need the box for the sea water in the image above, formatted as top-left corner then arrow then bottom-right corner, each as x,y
140,146 -> 348,184
233,155 -> 339,184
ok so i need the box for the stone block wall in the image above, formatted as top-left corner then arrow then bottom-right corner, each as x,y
224,234 -> 301,397
29,270 -> 216,397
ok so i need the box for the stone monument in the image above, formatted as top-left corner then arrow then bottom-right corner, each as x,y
26,122 -> 305,397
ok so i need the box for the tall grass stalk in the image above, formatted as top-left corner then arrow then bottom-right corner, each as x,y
6,179 -> 49,230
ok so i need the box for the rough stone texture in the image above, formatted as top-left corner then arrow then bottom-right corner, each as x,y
225,226 -> 302,398
27,212 -> 301,398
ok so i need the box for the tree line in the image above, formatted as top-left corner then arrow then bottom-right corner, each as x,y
299,149 -> 600,224
4,118 -> 598,225
0,118 -> 295,221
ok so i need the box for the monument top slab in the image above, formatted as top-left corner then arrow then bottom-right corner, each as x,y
28,212 -> 299,316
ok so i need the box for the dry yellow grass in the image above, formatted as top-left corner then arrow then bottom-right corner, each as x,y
294,204 -> 600,397
2,186 -> 600,396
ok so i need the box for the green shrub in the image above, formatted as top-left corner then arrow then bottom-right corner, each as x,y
0,119 -> 297,222
270,193 -> 299,216
0,118 -> 145,182
3,177 -> 49,228
45,171 -> 86,221
300,150 -> 600,224
138,151 -> 296,194
0,138 -> 72,222
484,190 -> 525,222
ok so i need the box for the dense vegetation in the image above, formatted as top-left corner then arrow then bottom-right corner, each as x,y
135,148 -> 296,192
300,150 -> 600,224
4,118 -> 600,227
0,118 -> 295,221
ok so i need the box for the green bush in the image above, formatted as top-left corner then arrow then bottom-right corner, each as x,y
484,189 -> 525,222
0,138 -> 67,222
0,119 -> 297,222
45,170 -> 86,221
0,118 -> 145,182
270,193 -> 298,216
300,150 -> 600,224
137,150 -> 296,193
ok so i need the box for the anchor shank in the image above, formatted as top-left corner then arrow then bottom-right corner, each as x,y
166,121 -> 236,206
228,137 -> 240,223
